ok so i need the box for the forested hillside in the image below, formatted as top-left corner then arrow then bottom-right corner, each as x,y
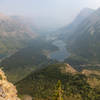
0,38 -> 58,83
16,63 -> 100,100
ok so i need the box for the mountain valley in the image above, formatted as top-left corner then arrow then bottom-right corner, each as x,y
0,6 -> 100,100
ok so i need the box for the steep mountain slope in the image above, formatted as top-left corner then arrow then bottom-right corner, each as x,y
0,38 -> 57,82
58,8 -> 94,41
16,63 -> 97,100
68,8 -> 100,63
0,13 -> 36,59
11,16 -> 40,35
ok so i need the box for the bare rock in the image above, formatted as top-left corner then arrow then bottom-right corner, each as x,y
0,69 -> 21,100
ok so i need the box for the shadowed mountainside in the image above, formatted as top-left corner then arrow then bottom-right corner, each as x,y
0,13 -> 37,59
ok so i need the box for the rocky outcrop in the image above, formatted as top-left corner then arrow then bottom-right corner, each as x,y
65,64 -> 77,74
82,69 -> 100,76
0,69 -> 20,100
60,64 -> 77,74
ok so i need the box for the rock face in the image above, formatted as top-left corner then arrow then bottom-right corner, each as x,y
65,64 -> 77,74
60,64 -> 77,74
0,69 -> 20,100
82,69 -> 100,76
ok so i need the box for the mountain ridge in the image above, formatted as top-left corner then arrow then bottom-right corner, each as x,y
67,7 -> 100,63
0,13 -> 37,59
58,8 -> 94,41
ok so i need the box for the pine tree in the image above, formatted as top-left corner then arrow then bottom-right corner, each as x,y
54,80 -> 64,100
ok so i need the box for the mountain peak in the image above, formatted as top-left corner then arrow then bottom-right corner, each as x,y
81,8 -> 94,12
77,8 -> 94,18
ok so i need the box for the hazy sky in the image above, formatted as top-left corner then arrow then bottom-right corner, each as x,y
0,0 -> 100,30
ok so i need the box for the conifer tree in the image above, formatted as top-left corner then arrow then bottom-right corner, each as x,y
54,80 -> 64,100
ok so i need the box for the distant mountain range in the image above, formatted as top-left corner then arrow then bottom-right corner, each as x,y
58,8 -> 94,41
68,8 -> 100,63
0,13 -> 37,59
57,8 -> 100,63
0,13 -> 58,83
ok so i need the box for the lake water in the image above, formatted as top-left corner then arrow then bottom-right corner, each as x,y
49,40 -> 70,61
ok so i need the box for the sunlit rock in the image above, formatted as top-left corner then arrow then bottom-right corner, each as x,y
0,69 -> 21,100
